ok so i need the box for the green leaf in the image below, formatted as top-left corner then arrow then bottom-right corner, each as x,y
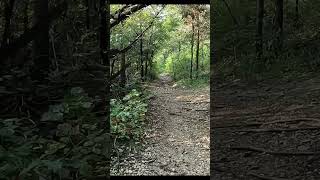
45,142 -> 66,155
19,159 -> 42,176
43,160 -> 63,174
70,87 -> 84,95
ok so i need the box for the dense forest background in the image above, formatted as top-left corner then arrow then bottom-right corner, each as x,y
213,0 -> 320,82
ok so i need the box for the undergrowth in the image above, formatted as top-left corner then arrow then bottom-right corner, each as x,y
176,76 -> 209,89
0,87 -> 110,179
111,89 -> 149,142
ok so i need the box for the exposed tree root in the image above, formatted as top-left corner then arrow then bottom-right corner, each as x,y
262,118 -> 320,126
213,118 -> 320,129
248,172 -> 292,180
231,146 -> 320,156
235,126 -> 320,133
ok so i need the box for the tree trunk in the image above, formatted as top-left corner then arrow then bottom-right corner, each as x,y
196,24 -> 200,79
23,0 -> 29,33
273,0 -> 284,55
23,0 -> 29,65
120,52 -> 126,95
145,51 -> 148,78
98,0 -> 110,178
201,43 -> 204,70
85,0 -> 90,29
295,0 -> 299,24
140,30 -> 144,81
88,0 -> 98,30
2,0 -> 16,47
190,23 -> 195,79
149,50 -> 154,79
31,0 -> 49,81
110,55 -> 117,76
256,0 -> 264,61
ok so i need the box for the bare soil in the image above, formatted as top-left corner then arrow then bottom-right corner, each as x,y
111,74 -> 210,176
211,74 -> 320,179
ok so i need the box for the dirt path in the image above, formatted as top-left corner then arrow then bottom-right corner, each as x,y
111,74 -> 210,175
211,75 -> 320,179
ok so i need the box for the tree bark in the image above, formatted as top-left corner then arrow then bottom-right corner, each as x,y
120,52 -> 126,96
2,0 -> 16,47
23,0 -> 29,65
98,0 -> 110,178
140,26 -> 144,81
0,1 -> 67,62
88,0 -> 98,30
85,0 -> 90,29
196,23 -> 200,79
201,43 -> 204,70
148,50 -> 154,79
295,0 -> 299,24
190,23 -> 195,79
23,0 -> 29,33
256,0 -> 264,61
145,51 -> 148,78
31,0 -> 49,81
273,0 -> 284,54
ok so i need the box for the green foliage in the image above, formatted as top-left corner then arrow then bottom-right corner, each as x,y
0,87 -> 109,179
111,89 -> 148,141
152,5 -> 210,83
177,76 -> 209,89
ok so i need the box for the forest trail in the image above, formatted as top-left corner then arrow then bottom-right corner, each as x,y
111,73 -> 210,175
212,74 -> 320,179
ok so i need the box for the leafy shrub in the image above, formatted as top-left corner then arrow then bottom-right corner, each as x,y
176,76 -> 209,89
0,87 -> 110,179
111,89 -> 148,141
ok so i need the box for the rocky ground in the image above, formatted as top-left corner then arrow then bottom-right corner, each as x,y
211,74 -> 320,180
111,74 -> 210,176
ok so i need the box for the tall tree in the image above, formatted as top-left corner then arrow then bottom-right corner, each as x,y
295,0 -> 299,24
120,52 -> 126,95
99,0 -> 110,178
190,23 -> 195,79
256,0 -> 264,61
31,0 -> 49,81
145,50 -> 148,78
88,0 -> 98,30
2,0 -> 16,47
140,24 -> 144,81
23,0 -> 29,33
84,0 -> 90,29
273,0 -> 284,55
195,19 -> 200,79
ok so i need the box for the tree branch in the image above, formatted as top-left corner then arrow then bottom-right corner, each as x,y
118,6 -> 165,54
110,4 -> 148,28
222,0 -> 239,26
